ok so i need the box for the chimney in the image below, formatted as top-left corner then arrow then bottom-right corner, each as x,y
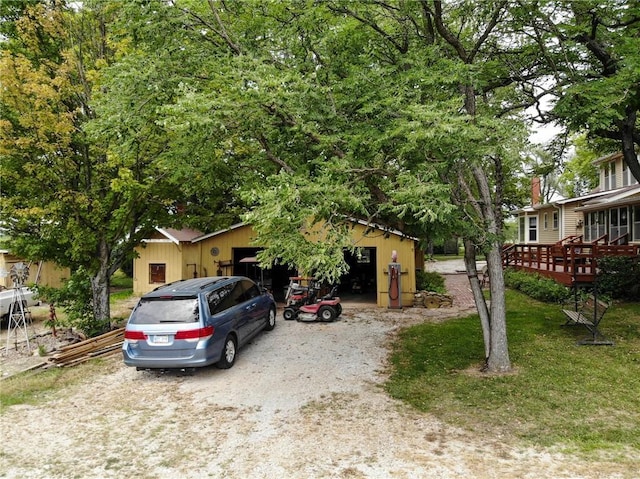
531,177 -> 541,205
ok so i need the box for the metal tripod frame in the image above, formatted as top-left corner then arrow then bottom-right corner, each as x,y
5,287 -> 32,353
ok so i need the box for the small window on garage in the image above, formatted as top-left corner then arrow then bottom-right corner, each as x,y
357,249 -> 371,264
149,263 -> 166,283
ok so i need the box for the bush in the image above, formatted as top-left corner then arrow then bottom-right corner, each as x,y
504,269 -> 571,303
35,267 -> 109,337
119,257 -> 134,278
597,255 -> 640,300
416,270 -> 446,293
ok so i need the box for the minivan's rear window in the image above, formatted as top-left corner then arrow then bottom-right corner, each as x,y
129,298 -> 199,324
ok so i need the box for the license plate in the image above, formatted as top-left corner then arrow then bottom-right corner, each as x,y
153,335 -> 169,344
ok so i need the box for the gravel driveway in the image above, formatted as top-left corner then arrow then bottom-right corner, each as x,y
0,303 -> 634,479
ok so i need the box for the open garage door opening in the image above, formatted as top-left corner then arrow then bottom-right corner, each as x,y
233,247 -> 378,305
233,248 -> 296,303
340,248 -> 377,304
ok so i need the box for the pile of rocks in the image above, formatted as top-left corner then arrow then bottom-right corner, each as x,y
413,291 -> 453,309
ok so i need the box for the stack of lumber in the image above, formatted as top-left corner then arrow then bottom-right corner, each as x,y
48,328 -> 124,368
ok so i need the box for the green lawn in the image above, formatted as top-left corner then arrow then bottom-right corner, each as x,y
110,269 -> 133,290
0,359 -> 121,410
385,289 -> 640,458
109,270 -> 134,306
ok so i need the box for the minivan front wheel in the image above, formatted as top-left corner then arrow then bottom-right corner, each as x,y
264,307 -> 276,331
217,335 -> 237,369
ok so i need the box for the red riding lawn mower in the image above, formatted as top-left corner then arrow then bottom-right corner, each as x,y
283,277 -> 314,317
283,277 -> 342,322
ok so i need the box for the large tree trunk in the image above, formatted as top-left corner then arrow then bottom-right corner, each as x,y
620,107 -> 640,182
485,242 -> 510,372
463,240 -> 490,360
471,165 -> 511,372
91,238 -> 112,334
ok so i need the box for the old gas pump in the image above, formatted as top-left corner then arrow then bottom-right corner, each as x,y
388,250 -> 402,309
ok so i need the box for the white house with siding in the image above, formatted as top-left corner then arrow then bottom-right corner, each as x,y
514,152 -> 640,246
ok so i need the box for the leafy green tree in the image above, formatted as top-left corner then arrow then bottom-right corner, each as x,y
11,0 -> 634,374
0,1 -> 174,334
558,135 -> 600,198
109,0 -> 564,373
534,1 -> 640,180
522,148 -> 562,203
157,0 -> 552,372
95,0 -> 287,232
96,0 -> 453,279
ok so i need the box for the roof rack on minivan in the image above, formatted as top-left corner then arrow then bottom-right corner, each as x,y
151,279 -> 187,292
198,278 -> 226,290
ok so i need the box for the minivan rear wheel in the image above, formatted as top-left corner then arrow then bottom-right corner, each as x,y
217,335 -> 237,369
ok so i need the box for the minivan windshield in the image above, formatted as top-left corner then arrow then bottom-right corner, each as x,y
130,297 -> 199,324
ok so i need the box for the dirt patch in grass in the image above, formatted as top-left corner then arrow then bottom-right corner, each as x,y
459,363 -> 523,377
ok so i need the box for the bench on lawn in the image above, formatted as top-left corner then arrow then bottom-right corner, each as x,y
561,294 -> 613,345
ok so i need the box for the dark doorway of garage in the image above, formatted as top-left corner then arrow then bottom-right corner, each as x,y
233,247 -> 377,305
233,248 -> 296,302
340,248 -> 377,304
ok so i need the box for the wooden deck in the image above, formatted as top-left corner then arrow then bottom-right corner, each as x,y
503,241 -> 639,286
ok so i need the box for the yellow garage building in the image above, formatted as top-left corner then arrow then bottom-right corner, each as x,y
133,221 -> 423,308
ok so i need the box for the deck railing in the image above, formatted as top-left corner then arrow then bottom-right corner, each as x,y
610,233 -> 630,245
503,242 -> 639,286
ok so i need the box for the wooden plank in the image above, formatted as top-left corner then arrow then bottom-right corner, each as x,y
48,328 -> 125,367
0,361 -> 48,380
56,328 -> 124,352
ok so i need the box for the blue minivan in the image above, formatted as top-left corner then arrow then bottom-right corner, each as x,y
123,276 -> 276,370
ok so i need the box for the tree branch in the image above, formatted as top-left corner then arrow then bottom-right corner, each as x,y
429,0 -> 468,62
206,0 -> 242,55
328,3 -> 408,53
257,135 -> 293,173
469,0 -> 508,63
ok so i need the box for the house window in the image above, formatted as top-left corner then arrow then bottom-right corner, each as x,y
610,209 -> 618,239
623,161 -> 639,186
621,207 -> 629,236
543,213 -> 548,230
585,212 -> 594,242
604,162 -> 617,190
519,217 -> 525,242
149,263 -> 166,283
633,205 -> 640,242
585,211 -> 607,242
598,211 -> 607,239
528,216 -> 538,242
585,213 -> 594,242
357,249 -> 371,264
553,211 -> 559,230
609,162 -> 616,189
623,162 -> 629,186
609,207 -> 629,241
